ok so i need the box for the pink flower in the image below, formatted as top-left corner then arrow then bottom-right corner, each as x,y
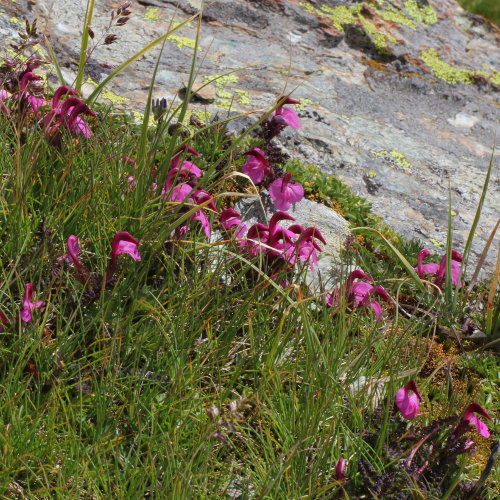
220,209 -> 247,239
163,162 -> 203,194
60,235 -> 90,284
170,144 -> 200,168
269,173 -> 304,211
241,148 -> 270,184
18,72 -> 45,114
106,231 -> 141,281
21,283 -> 44,323
0,309 -> 10,332
415,249 -> 463,289
395,380 -> 423,420
246,211 -> 295,257
335,457 -> 346,482
167,184 -> 213,239
272,96 -> 301,129
111,232 -> 141,262
326,270 -> 389,322
42,95 -> 94,140
454,403 -> 493,439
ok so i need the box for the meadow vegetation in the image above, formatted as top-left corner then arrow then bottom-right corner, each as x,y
0,5 -> 498,498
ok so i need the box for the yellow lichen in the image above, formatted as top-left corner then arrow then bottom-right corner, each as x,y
367,171 -> 377,178
294,98 -> 315,112
403,1 -> 438,25
379,7 -> 417,29
203,74 -> 240,88
216,89 -> 233,99
85,78 -> 129,106
233,89 -> 251,105
372,150 -> 411,171
144,8 -> 161,22
169,35 -> 200,50
430,238 -> 444,248
421,49 -> 475,84
10,16 -> 24,26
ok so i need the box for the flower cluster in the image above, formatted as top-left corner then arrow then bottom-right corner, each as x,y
414,248 -> 463,289
0,232 -> 141,331
241,97 -> 305,212
326,270 -> 390,322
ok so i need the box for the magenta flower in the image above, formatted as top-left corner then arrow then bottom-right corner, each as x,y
42,95 -> 94,139
395,380 -> 423,420
20,283 -> 44,323
454,403 -> 493,439
335,457 -> 346,482
60,235 -> 90,284
111,232 -> 141,262
167,184 -> 213,239
415,249 -> 463,289
271,96 -> 301,129
220,209 -> 247,239
269,173 -> 304,211
246,211 -> 295,257
105,231 -> 141,281
241,148 -> 270,184
163,162 -> 203,194
0,309 -> 10,332
293,226 -> 326,269
170,144 -> 200,168
326,270 -> 389,322
18,72 -> 45,114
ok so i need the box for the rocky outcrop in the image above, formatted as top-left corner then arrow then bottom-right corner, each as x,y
1,0 -> 499,274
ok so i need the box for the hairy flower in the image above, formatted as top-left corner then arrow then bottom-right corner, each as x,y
335,457 -> 346,482
60,235 -> 90,284
21,283 -> 44,323
268,173 -> 304,211
241,148 -> 270,184
415,248 -> 463,289
395,380 -> 423,420
326,270 -> 389,322
454,403 -> 493,439
220,209 -> 247,239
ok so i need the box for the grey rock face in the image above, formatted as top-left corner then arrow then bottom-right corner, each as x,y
2,0 -> 499,274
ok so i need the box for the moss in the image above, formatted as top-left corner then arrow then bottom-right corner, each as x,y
421,48 -> 475,84
371,150 -> 411,171
144,8 -> 161,22
404,1 -> 438,25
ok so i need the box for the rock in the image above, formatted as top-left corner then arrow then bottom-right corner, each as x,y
2,0 -> 499,274
235,191 -> 350,289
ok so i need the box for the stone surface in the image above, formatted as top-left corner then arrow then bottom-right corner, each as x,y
1,0 -> 499,274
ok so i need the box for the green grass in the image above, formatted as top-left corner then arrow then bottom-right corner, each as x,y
458,0 -> 500,24
0,6 -> 498,498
